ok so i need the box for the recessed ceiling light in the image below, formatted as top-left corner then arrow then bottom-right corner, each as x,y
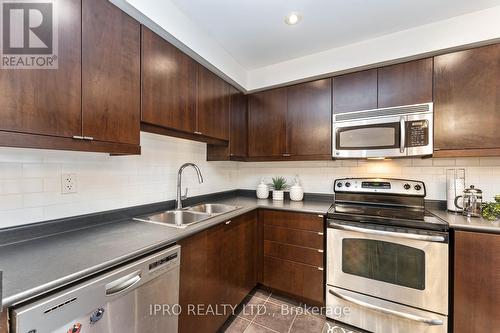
285,12 -> 302,25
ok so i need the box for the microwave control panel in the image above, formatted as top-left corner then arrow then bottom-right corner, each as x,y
406,120 -> 429,147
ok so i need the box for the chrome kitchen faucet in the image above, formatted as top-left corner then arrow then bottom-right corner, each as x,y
176,163 -> 204,209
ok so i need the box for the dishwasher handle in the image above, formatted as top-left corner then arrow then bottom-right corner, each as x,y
105,270 -> 142,296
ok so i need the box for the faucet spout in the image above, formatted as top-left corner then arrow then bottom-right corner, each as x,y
176,163 -> 204,210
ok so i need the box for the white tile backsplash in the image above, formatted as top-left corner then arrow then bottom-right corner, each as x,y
237,158 -> 500,203
0,132 -> 238,229
1,133 -> 499,229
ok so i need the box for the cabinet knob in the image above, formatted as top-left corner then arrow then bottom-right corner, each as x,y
194,131 -> 202,135
318,232 -> 324,236
317,267 -> 324,271
317,215 -> 324,218
225,220 -> 232,225
317,249 -> 324,253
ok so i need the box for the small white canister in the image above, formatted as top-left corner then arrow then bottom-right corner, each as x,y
256,179 -> 270,199
289,178 -> 304,201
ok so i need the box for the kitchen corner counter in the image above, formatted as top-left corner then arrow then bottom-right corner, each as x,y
0,192 -> 331,308
429,209 -> 500,234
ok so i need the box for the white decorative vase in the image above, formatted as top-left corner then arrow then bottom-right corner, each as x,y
256,179 -> 269,199
273,190 -> 284,201
290,178 -> 304,201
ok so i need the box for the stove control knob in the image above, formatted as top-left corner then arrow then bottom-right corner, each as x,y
414,184 -> 422,191
403,183 -> 411,190
345,182 -> 351,188
336,182 -> 343,188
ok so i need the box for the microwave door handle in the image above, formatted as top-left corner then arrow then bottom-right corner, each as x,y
330,222 -> 445,242
329,289 -> 444,326
400,116 -> 406,154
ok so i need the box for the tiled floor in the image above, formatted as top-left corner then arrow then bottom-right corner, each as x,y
218,288 -> 365,333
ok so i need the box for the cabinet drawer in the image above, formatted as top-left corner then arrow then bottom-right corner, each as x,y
264,225 -> 324,249
264,240 -> 323,267
262,210 -> 324,232
263,256 -> 324,305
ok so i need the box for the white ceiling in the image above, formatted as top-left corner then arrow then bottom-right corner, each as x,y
170,0 -> 500,70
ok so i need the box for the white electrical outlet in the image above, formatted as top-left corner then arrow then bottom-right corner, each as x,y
61,173 -> 77,194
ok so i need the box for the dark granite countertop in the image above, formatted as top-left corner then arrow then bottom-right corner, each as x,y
0,191 -> 332,308
429,209 -> 500,234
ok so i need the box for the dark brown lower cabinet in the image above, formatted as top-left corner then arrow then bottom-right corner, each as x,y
178,211 -> 257,333
260,210 -> 325,305
454,231 -> 500,333
263,256 -> 324,305
0,311 -> 7,333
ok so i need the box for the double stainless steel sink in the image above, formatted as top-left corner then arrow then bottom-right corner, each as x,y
134,203 -> 241,228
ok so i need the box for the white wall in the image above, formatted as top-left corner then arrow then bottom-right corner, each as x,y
237,158 -> 500,202
0,133 -> 238,229
246,5 -> 500,90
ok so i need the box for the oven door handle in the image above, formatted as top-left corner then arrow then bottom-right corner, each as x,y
330,222 -> 445,242
329,289 -> 444,326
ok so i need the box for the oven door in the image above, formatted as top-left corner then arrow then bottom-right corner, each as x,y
327,220 -> 448,315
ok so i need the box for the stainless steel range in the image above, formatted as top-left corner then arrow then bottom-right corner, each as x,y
326,178 -> 449,333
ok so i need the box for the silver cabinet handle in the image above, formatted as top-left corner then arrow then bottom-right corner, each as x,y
400,116 -> 406,154
317,215 -> 324,218
330,222 -> 445,242
329,289 -> 443,326
318,232 -> 324,236
105,271 -> 141,296
194,131 -> 202,135
225,220 -> 232,225
317,249 -> 324,253
317,267 -> 324,271
83,136 -> 94,141
72,135 -> 84,140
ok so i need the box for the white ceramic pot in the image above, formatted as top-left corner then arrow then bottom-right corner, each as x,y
256,179 -> 269,199
273,190 -> 284,201
290,180 -> 304,201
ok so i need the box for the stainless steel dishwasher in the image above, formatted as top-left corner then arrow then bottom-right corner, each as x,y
12,245 -> 180,333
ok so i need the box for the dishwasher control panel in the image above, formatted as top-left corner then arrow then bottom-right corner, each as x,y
149,252 -> 179,272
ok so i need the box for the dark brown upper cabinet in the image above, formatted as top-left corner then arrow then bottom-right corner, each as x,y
378,58 -> 433,108
434,44 -> 500,157
248,87 -> 288,158
287,79 -> 332,158
82,0 -> 141,146
141,27 -> 197,134
247,79 -> 332,160
0,0 -> 140,154
207,86 -> 247,161
333,69 -> 377,113
0,0 -> 81,138
196,64 -> 231,141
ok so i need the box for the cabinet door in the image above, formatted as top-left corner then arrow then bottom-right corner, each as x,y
82,0 -> 140,145
378,58 -> 433,108
248,88 -> 287,157
196,65 -> 230,140
454,231 -> 500,333
224,212 -> 257,307
229,87 -> 248,158
434,44 -> 500,155
141,27 -> 197,133
333,69 -> 377,113
287,79 -> 332,157
0,0 -> 81,138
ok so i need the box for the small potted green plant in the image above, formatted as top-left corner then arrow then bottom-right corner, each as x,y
481,195 -> 500,221
269,176 -> 288,201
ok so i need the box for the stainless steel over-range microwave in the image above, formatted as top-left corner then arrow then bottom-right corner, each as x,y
332,103 -> 433,159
